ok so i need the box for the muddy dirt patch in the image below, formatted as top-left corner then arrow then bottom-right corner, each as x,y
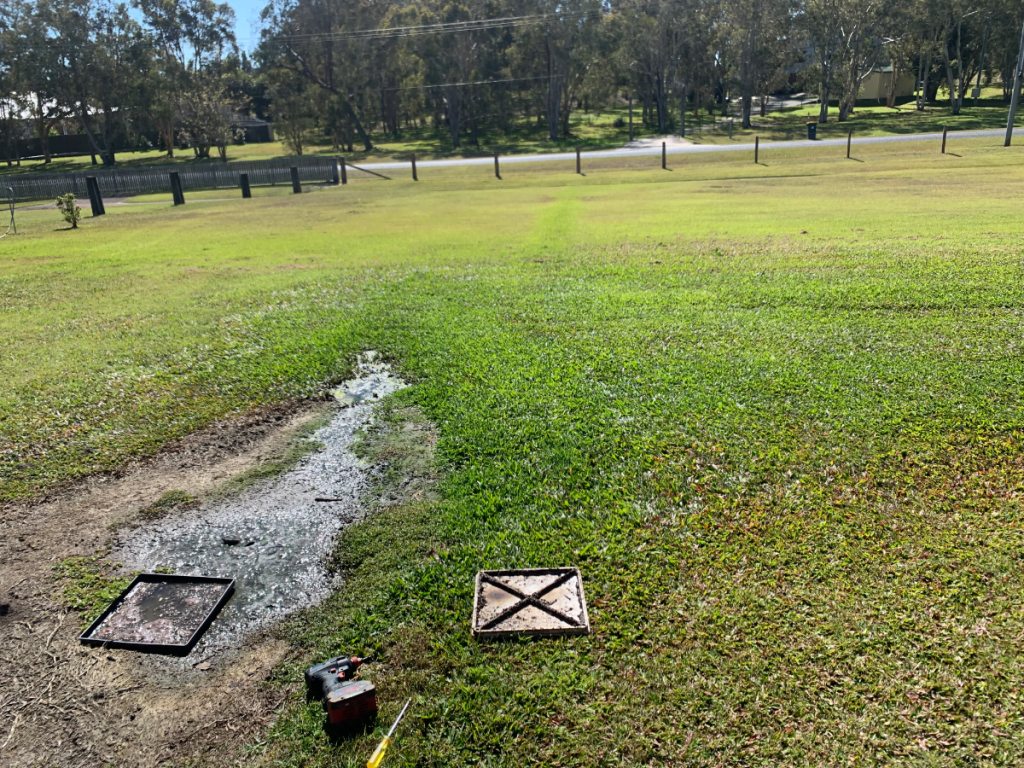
112,354 -> 405,657
0,365 -> 402,767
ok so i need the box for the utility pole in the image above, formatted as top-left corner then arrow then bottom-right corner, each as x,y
1004,18 -> 1024,146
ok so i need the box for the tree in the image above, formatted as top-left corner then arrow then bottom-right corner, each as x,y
834,0 -> 896,122
56,192 -> 81,228
265,69 -> 313,154
178,76 -> 236,159
134,0 -> 236,156
617,0 -> 686,134
257,0 -> 379,150
10,0 -> 70,163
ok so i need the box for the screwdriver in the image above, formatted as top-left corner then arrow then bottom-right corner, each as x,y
367,698 -> 412,768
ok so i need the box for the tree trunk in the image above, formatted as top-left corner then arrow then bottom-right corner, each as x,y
920,54 -> 932,107
469,88 -> 479,146
35,95 -> 52,163
656,71 -> 666,133
98,104 -> 117,165
78,101 -> 107,165
887,62 -> 901,109
547,76 -> 560,141
561,76 -> 572,137
741,26 -> 755,128
679,87 -> 686,137
839,39 -> 861,122
954,21 -> 968,113
160,120 -> 175,158
942,38 -> 959,115
342,101 -> 372,150
445,87 -> 461,148
915,56 -> 924,110
546,34 -> 562,141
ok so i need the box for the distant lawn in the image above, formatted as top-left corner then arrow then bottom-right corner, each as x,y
3,85 -> 1022,173
6,135 -> 1024,765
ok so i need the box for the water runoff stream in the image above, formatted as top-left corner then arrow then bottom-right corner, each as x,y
112,352 -> 405,660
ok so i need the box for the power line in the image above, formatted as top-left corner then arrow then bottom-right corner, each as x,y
262,8 -> 602,45
382,74 -> 559,92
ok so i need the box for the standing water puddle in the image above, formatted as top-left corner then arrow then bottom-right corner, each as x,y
112,353 -> 405,657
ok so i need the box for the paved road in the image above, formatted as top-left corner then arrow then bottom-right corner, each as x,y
350,127 -> 1020,172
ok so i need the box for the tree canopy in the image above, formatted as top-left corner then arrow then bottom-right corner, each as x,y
1,0 -> 1023,163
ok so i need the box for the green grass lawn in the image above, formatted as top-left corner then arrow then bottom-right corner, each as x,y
6,136 -> 1024,765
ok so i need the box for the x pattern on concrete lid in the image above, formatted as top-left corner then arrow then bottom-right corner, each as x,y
472,567 -> 590,638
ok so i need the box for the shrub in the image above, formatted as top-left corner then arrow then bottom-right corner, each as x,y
56,193 -> 81,229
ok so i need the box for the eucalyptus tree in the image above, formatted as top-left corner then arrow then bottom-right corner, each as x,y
257,0 -> 382,149
90,2 -> 154,163
410,2 -> 481,149
0,0 -> 29,164
41,0 -> 112,162
834,0 -> 898,121
934,0 -> 987,115
7,0 -> 70,163
986,0 -> 1024,101
134,0 -> 236,154
616,0 -> 687,134
725,0 -> 794,126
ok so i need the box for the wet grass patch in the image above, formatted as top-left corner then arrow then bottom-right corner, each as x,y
53,554 -> 134,627
208,411 -> 334,502
255,397 -> 444,767
136,489 -> 198,521
352,404 -> 438,510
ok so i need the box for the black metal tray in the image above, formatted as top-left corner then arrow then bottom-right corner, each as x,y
79,573 -> 235,656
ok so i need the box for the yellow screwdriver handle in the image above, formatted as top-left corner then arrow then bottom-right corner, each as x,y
367,736 -> 391,768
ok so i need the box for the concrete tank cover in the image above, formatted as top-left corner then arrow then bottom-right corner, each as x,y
471,567 -> 590,639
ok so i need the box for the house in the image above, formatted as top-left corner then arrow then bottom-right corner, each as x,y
858,67 -> 916,101
228,111 -> 275,143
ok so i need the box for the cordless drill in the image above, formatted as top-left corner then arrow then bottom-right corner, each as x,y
304,654 -> 378,727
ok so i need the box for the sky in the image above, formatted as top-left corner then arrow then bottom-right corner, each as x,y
226,0 -> 264,52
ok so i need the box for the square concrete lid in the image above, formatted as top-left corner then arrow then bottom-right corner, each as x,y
472,567 -> 590,638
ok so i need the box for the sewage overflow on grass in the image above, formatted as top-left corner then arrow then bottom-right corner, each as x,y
111,352 -> 405,659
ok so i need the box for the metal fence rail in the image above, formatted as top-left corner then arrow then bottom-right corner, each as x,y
5,156 -> 339,202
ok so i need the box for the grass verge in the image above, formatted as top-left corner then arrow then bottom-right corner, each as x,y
7,136 -> 1024,764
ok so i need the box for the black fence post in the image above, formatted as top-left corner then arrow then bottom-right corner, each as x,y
411,153 -> 418,181
340,157 -> 348,185
941,126 -> 948,154
85,176 -> 105,216
754,136 -> 759,164
239,173 -> 251,199
290,167 -> 301,194
662,141 -> 666,169
576,147 -> 581,174
847,130 -> 852,159
494,150 -> 501,179
169,172 -> 185,205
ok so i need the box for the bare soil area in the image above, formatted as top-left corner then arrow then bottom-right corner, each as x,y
0,399 -> 330,768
